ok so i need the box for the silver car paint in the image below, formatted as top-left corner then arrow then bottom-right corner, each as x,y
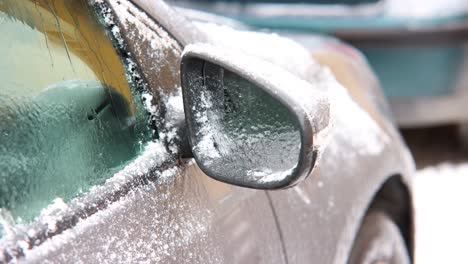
1,0 -> 414,263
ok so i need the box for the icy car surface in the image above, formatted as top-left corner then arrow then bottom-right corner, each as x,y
0,0 -> 414,263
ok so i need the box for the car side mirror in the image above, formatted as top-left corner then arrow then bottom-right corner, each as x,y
180,44 -> 330,189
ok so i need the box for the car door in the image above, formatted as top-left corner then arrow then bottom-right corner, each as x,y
0,0 -> 285,263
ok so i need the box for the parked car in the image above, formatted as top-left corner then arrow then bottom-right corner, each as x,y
171,0 -> 468,134
0,0 -> 414,263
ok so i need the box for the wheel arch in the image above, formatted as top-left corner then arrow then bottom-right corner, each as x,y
365,174 -> 414,262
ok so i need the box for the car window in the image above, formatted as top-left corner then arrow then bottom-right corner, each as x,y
0,0 -> 152,231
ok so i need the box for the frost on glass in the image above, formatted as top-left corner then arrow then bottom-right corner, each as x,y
0,0 -> 151,228
186,62 -> 302,186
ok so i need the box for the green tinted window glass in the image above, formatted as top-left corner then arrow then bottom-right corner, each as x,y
0,0 -> 151,226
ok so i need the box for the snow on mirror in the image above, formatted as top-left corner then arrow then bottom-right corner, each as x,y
182,59 -> 302,189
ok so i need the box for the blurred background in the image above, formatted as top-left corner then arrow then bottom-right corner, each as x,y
168,0 -> 468,262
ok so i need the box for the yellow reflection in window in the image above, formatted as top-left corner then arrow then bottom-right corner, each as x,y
0,0 -> 132,107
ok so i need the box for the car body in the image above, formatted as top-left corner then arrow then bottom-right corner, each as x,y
0,0 -> 414,263
171,0 -> 468,129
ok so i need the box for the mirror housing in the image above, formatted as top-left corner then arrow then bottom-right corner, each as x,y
181,43 -> 330,189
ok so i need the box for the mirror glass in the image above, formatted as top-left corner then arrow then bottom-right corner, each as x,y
185,61 -> 302,188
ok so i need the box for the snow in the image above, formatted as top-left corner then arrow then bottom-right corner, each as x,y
183,42 -> 330,144
141,92 -> 157,116
184,21 -> 395,187
191,90 -> 222,162
193,21 -> 391,161
164,89 -> 185,119
37,199 -> 69,233
247,166 -> 297,183
0,1 -> 194,259
182,41 -> 332,184
97,0 -> 186,156
102,0 -> 179,60
386,0 -> 468,18
0,139 -> 173,263
0,2 -> 410,261
193,21 -> 323,82
18,141 -> 178,261
159,88 -> 186,154
326,77 -> 390,157
0,210 -> 15,240
414,163 -> 468,264
21,166 -> 184,263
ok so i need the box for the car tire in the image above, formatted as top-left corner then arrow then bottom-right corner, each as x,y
347,211 -> 410,264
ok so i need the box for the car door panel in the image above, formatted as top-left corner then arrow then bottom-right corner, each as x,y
24,161 -> 285,263
267,82 -> 413,263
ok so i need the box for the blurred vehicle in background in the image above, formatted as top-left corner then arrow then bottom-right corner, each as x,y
170,0 -> 468,138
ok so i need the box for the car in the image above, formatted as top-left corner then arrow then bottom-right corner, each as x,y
0,0 -> 414,263
171,0 -> 468,136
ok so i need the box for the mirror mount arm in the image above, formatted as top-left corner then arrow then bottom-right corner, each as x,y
177,122 -> 194,159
